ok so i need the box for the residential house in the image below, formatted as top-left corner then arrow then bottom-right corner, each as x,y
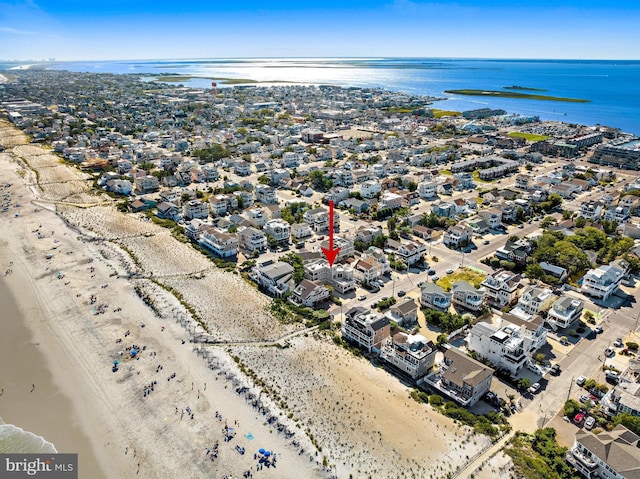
547,295 -> 584,330
451,281 -> 485,312
255,184 -> 278,205
387,298 -> 419,326
387,239 -> 426,266
432,201 -> 456,218
303,207 -> 339,233
303,259 -> 356,293
352,254 -> 388,285
319,236 -> 354,262
291,223 -> 313,240
496,240 -> 532,266
199,227 -> 238,259
481,269 -> 525,308
182,200 -> 209,220
443,224 -> 472,249
511,285 -> 555,319
468,314 -> 547,376
156,202 -> 181,221
418,180 -> 437,199
479,208 -> 503,229
420,283 -> 452,312
581,265 -> 624,300
289,279 -> 330,307
360,180 -> 382,199
264,219 -> 291,246
604,205 -> 632,224
246,207 -> 269,228
238,226 -> 267,253
341,306 -> 391,354
566,425 -> 640,479
425,347 -> 494,406
251,261 -> 295,298
354,225 -> 384,244
380,191 -> 403,210
209,196 -> 228,217
134,175 -> 160,194
539,262 -> 569,282
380,332 -> 437,381
105,179 -> 133,196
601,360 -> 640,418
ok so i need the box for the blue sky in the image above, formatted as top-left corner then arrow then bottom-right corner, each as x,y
1,0 -> 639,60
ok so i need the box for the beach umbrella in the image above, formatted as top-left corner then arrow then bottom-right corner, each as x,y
113,360 -> 120,365
258,448 -> 265,455
264,451 -> 271,457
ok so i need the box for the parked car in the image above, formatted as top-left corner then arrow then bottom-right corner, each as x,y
605,371 -> 619,383
576,376 -> 587,386
483,240 -> 490,245
585,416 -> 596,430
594,326 -> 603,334
428,269 -> 436,276
550,364 -> 561,375
397,290 -> 406,297
357,294 -> 366,301
484,391 -> 497,404
574,412 -> 585,424
528,382 -> 541,394
614,338 -> 623,347
370,302 -> 378,309
605,347 -> 615,358
432,275 -> 440,281
446,269 -> 454,274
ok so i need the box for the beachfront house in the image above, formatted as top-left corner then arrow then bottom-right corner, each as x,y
379,332 -> 437,381
251,261 -> 295,298
341,306 -> 390,354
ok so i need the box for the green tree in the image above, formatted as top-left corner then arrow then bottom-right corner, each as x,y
192,144 -> 231,163
281,252 -> 305,284
308,170 -> 333,192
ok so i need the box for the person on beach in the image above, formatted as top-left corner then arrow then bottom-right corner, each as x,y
31,384 -> 35,392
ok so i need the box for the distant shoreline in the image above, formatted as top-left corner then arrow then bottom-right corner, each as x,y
153,74 -> 299,85
444,89 -> 590,103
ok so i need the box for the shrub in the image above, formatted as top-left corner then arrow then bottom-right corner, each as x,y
626,342 -> 639,352
429,394 -> 444,407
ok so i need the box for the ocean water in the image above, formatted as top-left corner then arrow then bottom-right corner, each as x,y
0,419 -> 57,454
13,58 -> 640,134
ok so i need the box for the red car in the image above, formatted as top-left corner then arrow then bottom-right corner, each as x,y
574,413 -> 585,423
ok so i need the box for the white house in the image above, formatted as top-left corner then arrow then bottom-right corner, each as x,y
451,281 -> 485,312
547,295 -> 584,330
443,224 -> 473,249
289,279 -> 330,307
481,269 -> 525,308
182,200 -> 209,220
199,227 -> 239,258
251,261 -> 295,298
341,306 -> 391,354
264,219 -> 291,245
360,180 -> 382,199
379,332 -> 436,381
581,265 -> 624,300
238,226 -> 267,253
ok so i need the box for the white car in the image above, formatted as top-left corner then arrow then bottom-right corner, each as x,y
576,376 -> 587,386
446,269 -> 454,274
585,416 -> 596,430
528,382 -> 541,394
357,294 -> 366,301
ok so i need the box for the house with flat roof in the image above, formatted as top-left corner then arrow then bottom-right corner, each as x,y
380,332 -> 436,381
341,307 -> 391,354
566,425 -> 640,479
424,347 -> 494,407
547,295 -> 584,330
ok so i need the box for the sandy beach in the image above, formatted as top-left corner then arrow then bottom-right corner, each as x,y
0,118 -> 488,478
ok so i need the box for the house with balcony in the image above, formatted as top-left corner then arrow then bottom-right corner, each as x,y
319,236 -> 354,262
251,261 -> 295,298
451,281 -> 485,312
424,347 -> 494,407
354,225 -> 384,244
387,239 -> 426,266
199,227 -> 239,259
352,254 -> 388,285
238,226 -> 267,253
156,202 -> 182,222
432,201 -> 457,218
443,224 -> 473,249
380,191 -> 404,210
246,207 -> 269,228
360,180 -> 382,199
182,200 -> 209,220
420,283 -> 452,312
547,295 -> 584,330
481,269 -> 524,308
264,219 -> 291,246
303,207 -> 339,233
603,205 -> 632,224
380,332 -> 437,382
303,259 -> 356,293
134,175 -> 160,194
513,285 -> 555,317
468,314 -> 547,376
418,180 -> 437,199
291,223 -> 313,240
255,184 -> 279,205
341,306 -> 391,354
581,264 -> 624,300
566,425 -> 640,479
387,298 -> 419,326
209,196 -> 228,217
579,200 -> 605,220
479,208 -> 503,230
289,279 -> 330,307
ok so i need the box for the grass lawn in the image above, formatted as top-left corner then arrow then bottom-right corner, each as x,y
508,132 -> 551,142
436,267 -> 486,292
472,170 -> 495,183
432,109 -> 462,118
439,169 -> 453,176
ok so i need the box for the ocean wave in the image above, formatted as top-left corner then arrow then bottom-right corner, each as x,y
0,420 -> 57,454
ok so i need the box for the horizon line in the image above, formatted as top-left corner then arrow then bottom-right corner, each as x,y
2,55 -> 640,63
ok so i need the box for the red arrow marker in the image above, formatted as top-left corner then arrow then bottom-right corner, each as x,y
321,200 -> 341,267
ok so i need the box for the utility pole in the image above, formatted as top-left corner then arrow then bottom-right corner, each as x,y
567,377 -> 573,402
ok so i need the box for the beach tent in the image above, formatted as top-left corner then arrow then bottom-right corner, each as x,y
264,451 -> 271,457
258,448 -> 265,455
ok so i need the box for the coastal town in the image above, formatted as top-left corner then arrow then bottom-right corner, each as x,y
2,68 -> 640,479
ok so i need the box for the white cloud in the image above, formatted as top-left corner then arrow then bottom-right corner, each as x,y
0,26 -> 38,34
